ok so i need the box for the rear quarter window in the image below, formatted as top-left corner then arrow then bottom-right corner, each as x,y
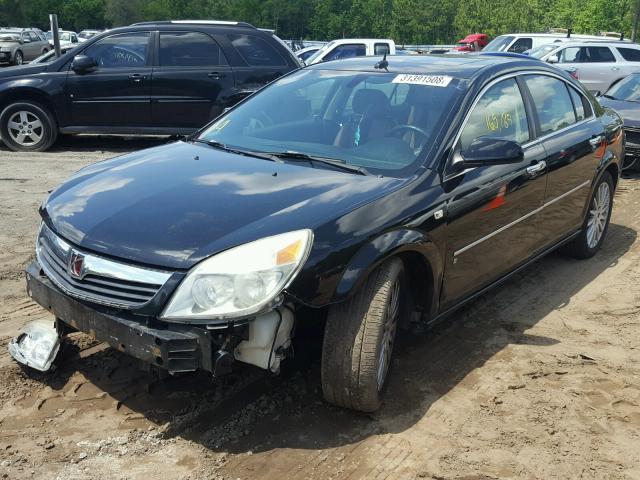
617,47 -> 640,62
228,33 -> 286,67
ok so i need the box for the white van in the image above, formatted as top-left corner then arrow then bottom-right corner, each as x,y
305,39 -> 396,64
484,33 -> 628,54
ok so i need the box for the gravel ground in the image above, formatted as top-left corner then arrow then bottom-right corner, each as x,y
0,136 -> 639,480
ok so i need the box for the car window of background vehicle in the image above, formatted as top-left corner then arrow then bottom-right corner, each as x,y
228,34 -> 286,66
524,75 -> 577,134
159,32 -> 228,67
84,32 -> 150,68
459,78 -> 529,151
616,47 -> 640,62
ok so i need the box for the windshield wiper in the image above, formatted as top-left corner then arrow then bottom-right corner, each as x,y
602,94 -> 617,100
264,151 -> 371,176
192,139 -> 277,162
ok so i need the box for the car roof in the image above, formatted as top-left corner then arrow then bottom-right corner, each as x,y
132,20 -> 255,28
306,54 -> 551,80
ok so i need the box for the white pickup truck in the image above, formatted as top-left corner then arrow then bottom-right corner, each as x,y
305,38 -> 396,64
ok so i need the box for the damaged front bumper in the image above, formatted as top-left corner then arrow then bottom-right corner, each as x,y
24,262 -> 294,375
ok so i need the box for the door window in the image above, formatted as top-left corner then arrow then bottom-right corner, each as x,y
83,32 -> 150,68
324,44 -> 366,61
21,32 -> 31,43
567,87 -> 592,121
28,32 -> 40,42
374,43 -> 390,55
508,38 -> 532,53
524,75 -> 577,135
228,34 -> 286,66
560,46 -> 615,63
159,32 -> 227,67
459,78 -> 529,152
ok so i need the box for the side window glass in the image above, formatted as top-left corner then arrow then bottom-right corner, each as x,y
228,34 -> 285,66
524,75 -> 576,135
159,32 -> 227,67
617,47 -> 640,61
567,87 -> 587,121
459,78 -> 529,152
508,38 -> 532,53
29,32 -> 40,42
559,47 -> 580,63
374,43 -> 389,55
586,47 -> 616,63
22,33 -> 31,43
84,32 -> 150,68
325,44 -> 366,61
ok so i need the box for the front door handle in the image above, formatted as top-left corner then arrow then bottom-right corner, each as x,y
589,135 -> 604,148
611,66 -> 620,71
526,161 -> 546,177
129,73 -> 146,82
208,72 -> 226,80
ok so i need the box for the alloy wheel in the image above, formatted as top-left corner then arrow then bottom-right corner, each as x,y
7,111 -> 44,147
15,52 -> 23,65
376,278 -> 400,391
586,182 -> 611,249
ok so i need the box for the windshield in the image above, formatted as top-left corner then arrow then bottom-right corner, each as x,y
196,69 -> 460,177
483,35 -> 514,52
605,74 -> 640,102
528,44 -> 559,59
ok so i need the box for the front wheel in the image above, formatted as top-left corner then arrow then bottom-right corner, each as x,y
0,101 -> 58,152
564,172 -> 614,259
13,50 -> 23,66
321,258 -> 405,412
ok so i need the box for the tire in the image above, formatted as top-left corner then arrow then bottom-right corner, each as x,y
0,101 -> 58,152
13,50 -> 23,66
564,171 -> 614,259
41,48 -> 49,55
321,257 -> 405,412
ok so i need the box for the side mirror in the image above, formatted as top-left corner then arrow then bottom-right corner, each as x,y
459,137 -> 524,168
71,54 -> 97,74
547,54 -> 559,64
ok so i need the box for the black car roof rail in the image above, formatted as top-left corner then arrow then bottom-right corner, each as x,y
131,20 -> 255,28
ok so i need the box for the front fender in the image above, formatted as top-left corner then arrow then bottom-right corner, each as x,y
331,228 -> 444,316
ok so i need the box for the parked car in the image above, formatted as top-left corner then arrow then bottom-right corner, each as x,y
484,32 -> 629,54
305,38 -> 396,64
454,33 -> 489,52
295,45 -> 322,63
0,20 -> 301,152
45,30 -> 80,47
528,41 -> 640,93
22,55 -> 622,412
78,29 -> 102,42
599,72 -> 640,170
0,28 -> 50,65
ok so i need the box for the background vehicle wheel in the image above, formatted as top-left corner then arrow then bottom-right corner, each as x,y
13,50 -> 23,66
0,101 -> 57,152
321,257 -> 404,412
564,172 -> 614,259
41,48 -> 49,55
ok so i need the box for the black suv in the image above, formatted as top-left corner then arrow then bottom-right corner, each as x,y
0,21 -> 300,151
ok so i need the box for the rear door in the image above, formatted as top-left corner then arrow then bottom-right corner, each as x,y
441,76 -> 548,308
151,31 -> 235,130
521,74 -> 603,240
65,31 -> 152,127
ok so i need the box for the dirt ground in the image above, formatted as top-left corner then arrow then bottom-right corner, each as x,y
1,136 -> 639,480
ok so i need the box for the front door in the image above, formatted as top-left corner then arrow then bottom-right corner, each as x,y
441,77 -> 548,308
557,46 -> 618,93
65,31 -> 152,127
151,31 -> 235,130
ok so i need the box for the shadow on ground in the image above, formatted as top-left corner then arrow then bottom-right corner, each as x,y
27,222 -> 637,454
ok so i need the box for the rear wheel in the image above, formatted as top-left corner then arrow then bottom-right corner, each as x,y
564,172 -> 614,259
321,258 -> 404,412
0,101 -> 58,152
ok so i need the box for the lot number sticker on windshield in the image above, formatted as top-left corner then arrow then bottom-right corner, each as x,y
392,74 -> 453,87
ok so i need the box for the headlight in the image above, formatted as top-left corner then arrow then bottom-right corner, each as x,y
160,230 -> 313,322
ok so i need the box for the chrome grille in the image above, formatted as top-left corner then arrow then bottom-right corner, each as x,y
36,224 -> 172,309
625,127 -> 640,146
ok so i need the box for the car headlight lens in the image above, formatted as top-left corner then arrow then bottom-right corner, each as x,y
160,230 -> 313,322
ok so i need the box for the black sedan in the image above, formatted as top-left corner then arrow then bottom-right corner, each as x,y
23,55 -> 623,412
598,73 -> 640,171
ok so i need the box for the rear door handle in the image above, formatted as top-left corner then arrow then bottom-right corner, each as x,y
611,67 -> 620,71
526,160 -> 546,177
208,72 -> 226,80
129,74 -> 145,82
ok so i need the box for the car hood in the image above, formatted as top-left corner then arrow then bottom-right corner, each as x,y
598,97 -> 640,128
0,63 -> 48,77
42,141 -> 405,270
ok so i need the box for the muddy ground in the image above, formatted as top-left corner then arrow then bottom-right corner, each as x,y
0,136 -> 639,480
